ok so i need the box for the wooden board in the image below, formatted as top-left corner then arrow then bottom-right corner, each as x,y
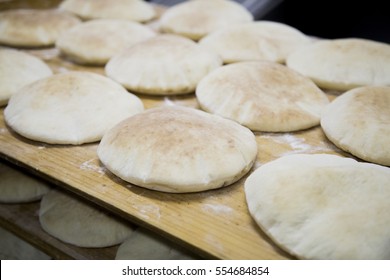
0,1 -> 347,259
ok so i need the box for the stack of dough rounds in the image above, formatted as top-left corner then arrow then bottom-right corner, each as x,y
105,34 -> 222,95
115,228 -> 197,260
0,9 -> 81,47
59,0 -> 156,22
4,71 -> 144,145
0,49 -> 53,106
0,161 -> 51,203
245,154 -> 390,259
56,19 -> 156,65
98,106 -> 258,193
196,61 -> 329,132
286,38 -> 390,91
199,21 -> 312,64
321,86 -> 390,166
39,189 -> 134,248
160,0 -> 253,41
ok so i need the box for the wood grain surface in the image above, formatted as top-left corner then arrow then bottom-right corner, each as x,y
0,1 -> 347,260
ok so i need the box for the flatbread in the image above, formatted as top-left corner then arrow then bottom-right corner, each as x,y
0,48 -> 53,106
0,9 -> 81,47
199,21 -> 312,64
39,189 -> 134,248
98,106 -> 257,193
4,71 -> 144,145
245,154 -> 390,259
115,228 -> 198,260
0,161 -> 51,203
160,0 -> 253,41
59,0 -> 156,22
56,19 -> 156,65
196,61 -> 329,132
286,38 -> 390,91
105,34 -> 222,95
321,86 -> 390,166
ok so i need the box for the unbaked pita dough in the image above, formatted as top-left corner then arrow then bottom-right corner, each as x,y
0,48 -> 53,106
105,34 -> 222,95
39,189 -> 134,248
321,86 -> 390,166
56,19 -> 156,65
0,9 -> 81,47
160,0 -> 253,40
199,21 -> 312,64
196,61 -> 329,132
0,161 -> 51,203
115,228 -> 198,260
286,38 -> 390,91
4,71 -> 144,145
98,106 -> 257,193
59,0 -> 156,22
245,154 -> 390,259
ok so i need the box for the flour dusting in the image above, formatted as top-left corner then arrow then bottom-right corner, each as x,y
133,204 -> 161,220
202,203 -> 233,215
163,97 -> 176,106
80,159 -> 106,175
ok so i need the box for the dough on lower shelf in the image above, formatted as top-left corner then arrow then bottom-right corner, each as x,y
321,86 -> 390,166
0,161 -> 51,203
196,61 -> 329,132
39,189 -> 134,248
4,71 -> 144,145
98,106 -> 258,193
245,154 -> 390,259
116,227 -> 198,260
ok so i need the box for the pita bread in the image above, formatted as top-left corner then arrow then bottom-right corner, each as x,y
321,86 -> 390,166
98,106 -> 257,193
39,189 -> 134,248
0,9 -> 81,47
245,154 -> 390,259
4,71 -> 144,145
115,228 -> 198,260
56,19 -> 156,65
286,38 -> 390,91
196,61 -> 329,132
105,34 -> 222,95
0,161 -> 51,203
59,0 -> 156,22
160,0 -> 253,41
199,21 -> 312,64
0,48 -> 53,106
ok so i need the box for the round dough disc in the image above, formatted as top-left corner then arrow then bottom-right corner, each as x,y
115,228 -> 197,260
59,0 -> 156,22
98,106 -> 258,193
321,86 -> 390,166
56,19 -> 156,65
39,189 -> 134,248
196,61 -> 329,132
286,38 -> 390,91
0,161 -> 51,203
105,34 -> 222,95
0,49 -> 53,106
160,0 -> 253,40
199,21 -> 312,64
0,9 -> 81,47
245,154 -> 390,259
4,71 -> 144,145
